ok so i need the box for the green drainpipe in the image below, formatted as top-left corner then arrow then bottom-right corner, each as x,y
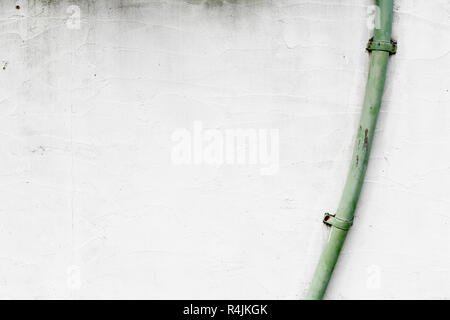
306,0 -> 396,300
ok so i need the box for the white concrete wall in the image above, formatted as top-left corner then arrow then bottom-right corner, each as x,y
0,0 -> 449,299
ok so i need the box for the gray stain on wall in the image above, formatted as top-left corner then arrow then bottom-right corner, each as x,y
183,0 -> 264,8
19,0 -> 271,16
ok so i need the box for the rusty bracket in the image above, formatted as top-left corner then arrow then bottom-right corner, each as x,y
323,213 -> 353,231
366,37 -> 397,55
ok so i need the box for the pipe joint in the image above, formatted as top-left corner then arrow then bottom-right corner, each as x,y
366,37 -> 397,55
323,213 -> 353,231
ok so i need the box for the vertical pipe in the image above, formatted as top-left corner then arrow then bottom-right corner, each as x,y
306,0 -> 394,300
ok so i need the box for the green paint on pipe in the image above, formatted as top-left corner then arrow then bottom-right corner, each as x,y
306,0 -> 395,300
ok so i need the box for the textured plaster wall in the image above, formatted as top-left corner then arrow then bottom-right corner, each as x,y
0,0 -> 449,299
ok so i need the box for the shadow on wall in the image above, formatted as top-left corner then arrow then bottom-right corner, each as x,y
16,0 -> 272,11
184,0 -> 265,8
31,0 -> 268,7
